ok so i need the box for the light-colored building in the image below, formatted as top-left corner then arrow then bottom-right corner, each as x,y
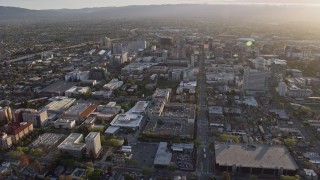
304,169 -> 318,180
44,97 -> 76,114
0,107 -> 13,123
65,86 -> 90,98
0,133 -> 12,150
111,52 -> 128,66
54,119 -> 76,129
110,114 -> 144,129
5,122 -> 34,144
85,132 -> 102,158
278,81 -> 287,97
58,133 -> 86,155
103,79 -> 123,91
100,37 -> 111,48
243,67 -> 271,95
152,88 -> 172,102
65,71 -> 89,82
287,84 -> 312,99
154,142 -> 172,166
22,110 -> 48,128
63,103 -> 97,121
129,101 -> 149,114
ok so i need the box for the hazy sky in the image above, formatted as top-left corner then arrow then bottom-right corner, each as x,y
1,0 -> 320,10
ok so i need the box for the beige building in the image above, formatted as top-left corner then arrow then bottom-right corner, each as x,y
85,132 -> 102,158
5,122 -> 34,144
22,110 -> 48,128
0,133 -> 12,150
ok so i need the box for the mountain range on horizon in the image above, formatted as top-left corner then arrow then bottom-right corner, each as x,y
1,4 -> 320,24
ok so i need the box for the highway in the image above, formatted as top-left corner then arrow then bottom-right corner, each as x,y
196,51 -> 214,179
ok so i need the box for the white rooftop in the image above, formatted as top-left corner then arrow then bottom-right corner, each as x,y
58,133 -> 86,151
110,114 -> 143,128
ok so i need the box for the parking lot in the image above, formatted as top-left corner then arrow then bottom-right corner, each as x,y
172,151 -> 195,171
128,143 -> 158,168
29,133 -> 64,148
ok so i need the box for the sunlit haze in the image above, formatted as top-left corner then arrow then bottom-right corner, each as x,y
1,0 -> 320,9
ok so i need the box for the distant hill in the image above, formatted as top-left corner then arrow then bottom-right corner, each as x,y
1,4 -> 320,24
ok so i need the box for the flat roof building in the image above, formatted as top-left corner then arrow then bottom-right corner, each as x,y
110,114 -> 143,129
58,133 -> 86,155
54,119 -> 76,129
65,86 -> 90,98
154,142 -> 172,166
44,97 -> 76,114
127,101 -> 149,114
103,79 -> 123,91
41,81 -> 77,96
215,143 -> 298,176
152,88 -> 172,102
63,103 -> 97,121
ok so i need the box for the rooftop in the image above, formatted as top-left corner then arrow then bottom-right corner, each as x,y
58,133 -> 86,151
154,142 -> 172,166
41,81 -> 77,94
162,103 -> 196,120
64,103 -> 96,117
86,132 -> 100,140
128,101 -> 149,114
208,106 -> 223,115
44,98 -> 76,112
215,143 -> 298,170
110,114 -> 143,128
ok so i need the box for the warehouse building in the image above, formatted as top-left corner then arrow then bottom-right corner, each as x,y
215,143 -> 298,176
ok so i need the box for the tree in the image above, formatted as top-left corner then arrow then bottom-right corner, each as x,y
89,169 -> 103,180
124,173 -> 134,180
123,137 -> 129,146
249,175 -> 258,180
219,134 -> 239,143
85,162 -> 94,178
221,171 -> 231,180
193,140 -> 201,147
284,138 -> 296,148
281,175 -> 300,180
142,167 -> 152,176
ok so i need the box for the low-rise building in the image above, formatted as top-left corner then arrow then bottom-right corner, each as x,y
110,114 -> 144,129
152,88 -> 172,102
63,103 -> 97,121
208,106 -> 224,120
64,71 -> 89,82
54,119 -> 76,129
58,133 -> 86,155
44,97 -> 76,114
154,142 -> 172,166
215,143 -> 298,176
65,86 -> 91,98
103,79 -> 123,90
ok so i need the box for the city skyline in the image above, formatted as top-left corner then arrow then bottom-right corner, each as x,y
1,0 -> 320,10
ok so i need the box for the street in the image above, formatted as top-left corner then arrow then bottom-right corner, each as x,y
196,53 -> 214,179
